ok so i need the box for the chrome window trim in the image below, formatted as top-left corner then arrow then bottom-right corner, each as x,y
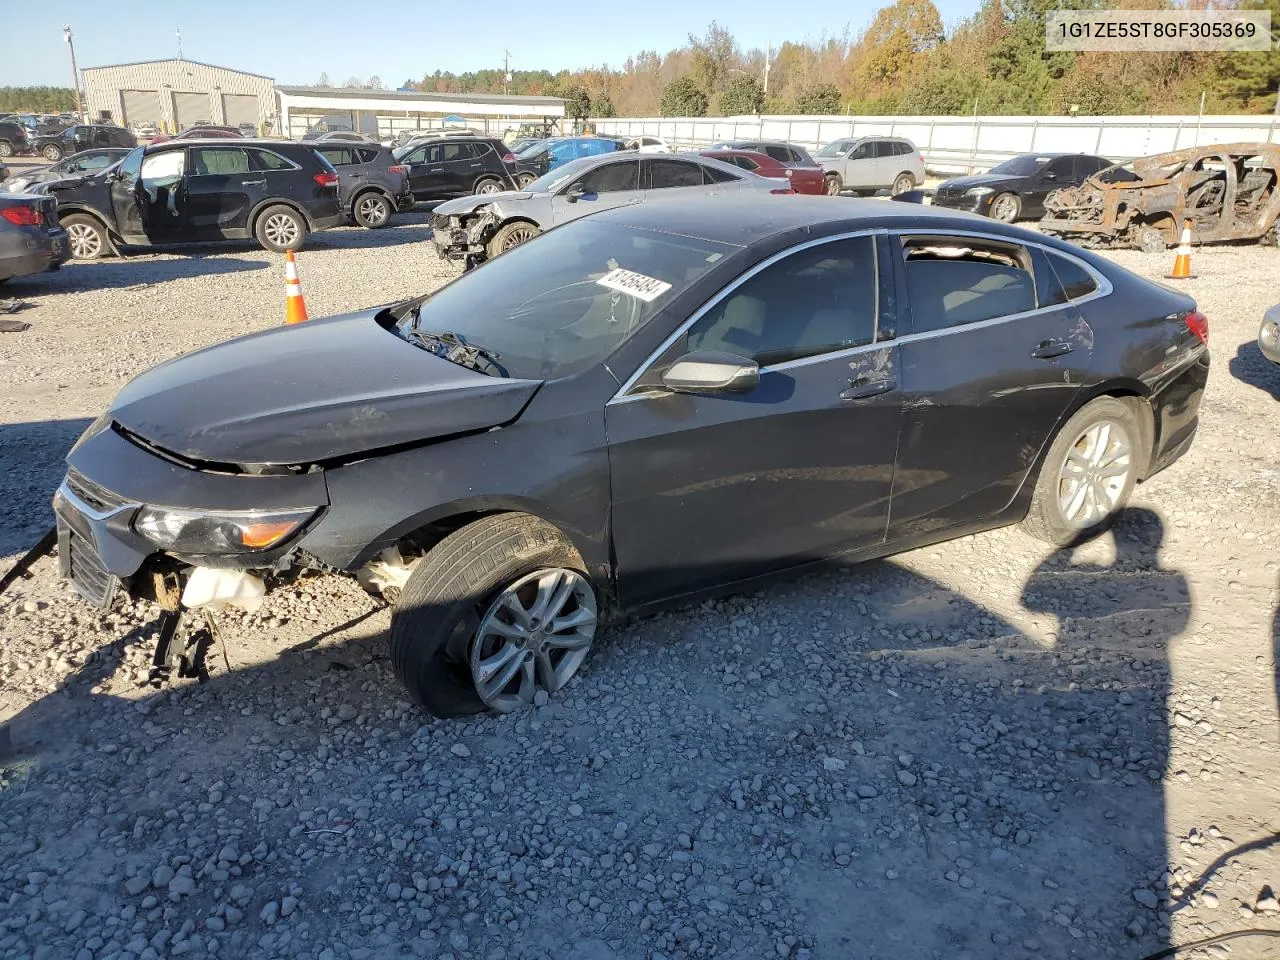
607,227 -> 1113,406
608,229 -> 883,406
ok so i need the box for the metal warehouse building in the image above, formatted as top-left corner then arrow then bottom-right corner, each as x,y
82,59 -> 275,133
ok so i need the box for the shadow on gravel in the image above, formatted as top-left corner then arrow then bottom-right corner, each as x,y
0,509 -> 1192,959
1228,339 -> 1280,401
4,256 -> 270,294
0,417 -> 91,557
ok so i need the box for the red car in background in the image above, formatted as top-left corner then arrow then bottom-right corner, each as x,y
698,149 -> 826,195
149,126 -> 243,145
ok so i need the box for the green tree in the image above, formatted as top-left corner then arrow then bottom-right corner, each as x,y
715,75 -> 763,115
791,83 -> 842,114
592,95 -> 617,118
659,76 -> 709,116
558,84 -> 592,120
1212,0 -> 1280,111
861,0 -> 945,84
0,87 -> 76,113
688,21 -> 738,98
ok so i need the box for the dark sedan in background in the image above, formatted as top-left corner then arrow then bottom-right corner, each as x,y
32,124 -> 136,162
931,153 -> 1116,222
53,197 -> 1208,717
0,193 -> 68,282
1,148 -> 130,194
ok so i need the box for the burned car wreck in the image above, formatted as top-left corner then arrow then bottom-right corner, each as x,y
1040,142 -> 1280,251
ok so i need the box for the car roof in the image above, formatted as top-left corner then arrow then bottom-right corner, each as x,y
589,195 -> 1061,247
144,138 -> 303,152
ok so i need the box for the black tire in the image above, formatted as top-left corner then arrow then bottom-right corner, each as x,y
352,191 -> 392,229
473,177 -> 503,196
990,192 -> 1021,222
1022,397 -> 1143,547
892,172 -> 915,195
254,204 -> 307,253
485,221 -> 540,259
0,140 -> 13,158
824,173 -> 843,196
61,213 -> 111,260
390,513 -> 593,717
41,143 -> 63,162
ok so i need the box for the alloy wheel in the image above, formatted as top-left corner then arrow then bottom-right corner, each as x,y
42,145 -> 61,161
263,213 -> 300,248
991,194 -> 1019,222
469,568 -> 597,712
825,175 -> 841,196
517,174 -> 535,188
502,225 -> 536,250
893,174 -> 914,195
1056,419 -> 1132,530
66,222 -> 102,259
357,196 -> 388,226
475,180 -> 501,195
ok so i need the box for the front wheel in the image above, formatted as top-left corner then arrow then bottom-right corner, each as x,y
254,204 -> 307,253
990,192 -> 1021,222
61,214 -> 111,260
390,514 -> 599,717
352,192 -> 392,228
0,140 -> 14,158
1135,224 -> 1170,253
473,178 -> 503,195
42,143 -> 64,162
892,172 -> 916,196
485,221 -> 540,259
1022,397 -> 1143,546
824,173 -> 843,196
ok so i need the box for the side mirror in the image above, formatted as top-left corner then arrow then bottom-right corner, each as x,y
565,182 -> 587,203
661,350 -> 760,394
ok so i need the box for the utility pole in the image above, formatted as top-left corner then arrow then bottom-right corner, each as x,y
763,39 -> 771,100
503,50 -> 511,96
63,26 -> 83,121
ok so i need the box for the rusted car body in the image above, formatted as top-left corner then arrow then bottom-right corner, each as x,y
1040,142 -> 1280,251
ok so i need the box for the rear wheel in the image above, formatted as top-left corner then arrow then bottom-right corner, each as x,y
390,514 -> 599,717
254,204 -> 307,252
824,173 -> 843,196
486,221 -> 540,259
892,172 -> 916,196
0,140 -> 14,158
516,172 -> 536,189
1022,397 -> 1143,546
61,214 -> 110,260
352,192 -> 392,228
41,143 -> 63,162
474,177 -> 503,195
990,192 -> 1021,222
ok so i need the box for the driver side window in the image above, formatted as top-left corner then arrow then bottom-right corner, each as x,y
684,236 -> 879,367
849,142 -> 873,160
573,160 -> 639,194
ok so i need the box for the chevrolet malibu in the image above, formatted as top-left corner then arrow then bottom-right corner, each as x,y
53,197 -> 1209,716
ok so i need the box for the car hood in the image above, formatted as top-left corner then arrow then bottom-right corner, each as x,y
108,306 -> 542,467
937,173 -> 1023,192
434,191 -> 535,216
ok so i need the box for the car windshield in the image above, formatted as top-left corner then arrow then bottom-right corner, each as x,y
989,155 -> 1051,176
814,141 -> 851,158
394,219 -> 741,380
522,155 -> 599,193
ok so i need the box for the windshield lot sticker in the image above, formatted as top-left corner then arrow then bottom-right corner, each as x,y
596,268 -> 672,302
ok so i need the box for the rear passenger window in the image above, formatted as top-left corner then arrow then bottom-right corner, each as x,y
763,145 -> 790,163
647,159 -> 704,189
1047,252 -> 1098,300
192,147 -> 251,176
873,141 -> 894,159
319,148 -> 353,166
703,164 -> 741,184
902,238 -> 1035,333
1030,247 -> 1068,308
356,148 -> 380,163
251,149 -> 294,170
895,142 -> 913,156
685,236 -> 878,366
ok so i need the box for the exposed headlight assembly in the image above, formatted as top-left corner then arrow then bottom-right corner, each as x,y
133,507 -> 317,555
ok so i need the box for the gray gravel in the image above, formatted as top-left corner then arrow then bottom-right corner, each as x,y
1,219 -> 1280,960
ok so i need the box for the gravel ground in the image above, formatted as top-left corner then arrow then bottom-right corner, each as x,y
1,213 -> 1279,960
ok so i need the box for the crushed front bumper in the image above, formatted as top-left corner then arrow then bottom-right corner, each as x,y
430,213 -> 492,262
929,192 -> 992,215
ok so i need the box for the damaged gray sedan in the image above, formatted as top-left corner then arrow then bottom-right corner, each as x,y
50,198 -> 1208,717
430,151 -> 792,267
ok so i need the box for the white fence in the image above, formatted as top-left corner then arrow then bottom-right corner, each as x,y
591,113 -> 1280,174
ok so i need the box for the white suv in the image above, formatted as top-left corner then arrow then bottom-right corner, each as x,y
815,137 -> 925,197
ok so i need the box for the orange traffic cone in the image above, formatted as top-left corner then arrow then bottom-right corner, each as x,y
1167,219 -> 1195,279
284,249 -> 309,324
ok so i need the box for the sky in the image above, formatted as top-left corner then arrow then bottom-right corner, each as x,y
4,0 -> 981,89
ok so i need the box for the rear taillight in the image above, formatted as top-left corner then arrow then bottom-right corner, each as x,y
313,171 -> 339,187
1185,310 -> 1208,345
501,153 -> 517,164
387,164 -> 408,175
770,188 -> 795,195
1,206 -> 42,226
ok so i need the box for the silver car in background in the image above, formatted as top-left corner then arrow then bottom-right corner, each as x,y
431,150 -> 792,267
814,136 -> 926,197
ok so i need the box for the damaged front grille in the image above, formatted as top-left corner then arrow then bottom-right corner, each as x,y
66,471 -> 126,513
59,523 -> 118,608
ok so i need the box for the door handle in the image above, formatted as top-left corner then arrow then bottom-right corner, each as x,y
1031,339 -> 1073,360
840,378 -> 897,401
428,167 -> 444,173
469,162 -> 483,168
240,179 -> 266,186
